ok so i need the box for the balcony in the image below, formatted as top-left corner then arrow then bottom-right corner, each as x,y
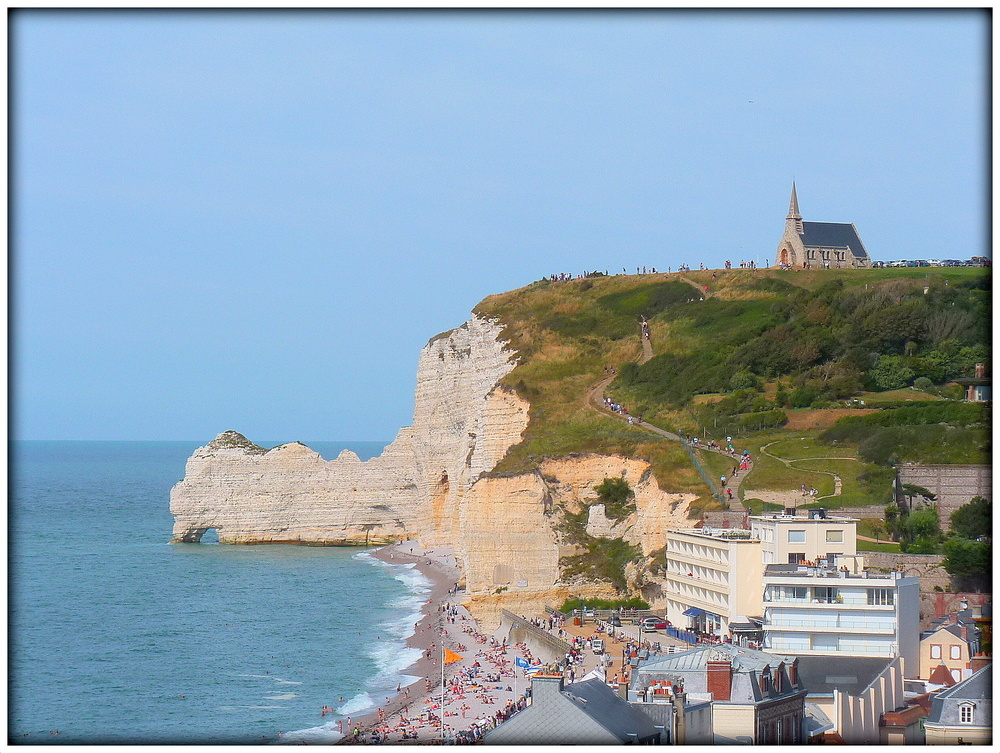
665,571 -> 730,594
762,598 -> 894,609
763,622 -> 896,635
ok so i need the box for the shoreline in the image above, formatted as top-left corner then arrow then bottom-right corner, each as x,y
330,540 -> 461,743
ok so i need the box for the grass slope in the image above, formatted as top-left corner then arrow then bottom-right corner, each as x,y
474,267 -> 989,519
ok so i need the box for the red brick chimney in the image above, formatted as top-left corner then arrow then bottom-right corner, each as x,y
969,654 -> 991,674
706,660 -> 732,701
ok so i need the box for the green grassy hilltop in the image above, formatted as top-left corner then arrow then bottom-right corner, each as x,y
474,266 -> 990,515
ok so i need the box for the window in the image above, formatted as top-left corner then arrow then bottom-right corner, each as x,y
868,588 -> 895,606
930,644 -> 942,659
826,530 -> 844,543
788,530 -> 805,543
813,586 -> 837,603
951,645 -> 963,660
959,704 -> 974,724
788,553 -> 806,564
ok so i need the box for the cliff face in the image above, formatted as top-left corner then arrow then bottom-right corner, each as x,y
170,316 -> 525,546
170,313 -> 692,617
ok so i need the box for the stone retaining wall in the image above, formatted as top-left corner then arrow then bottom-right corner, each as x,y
497,609 -> 572,664
861,551 -> 949,592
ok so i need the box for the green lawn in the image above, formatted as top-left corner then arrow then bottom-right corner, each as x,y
760,435 -> 857,460
857,538 -> 901,553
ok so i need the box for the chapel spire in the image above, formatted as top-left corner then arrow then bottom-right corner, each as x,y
786,182 -> 803,234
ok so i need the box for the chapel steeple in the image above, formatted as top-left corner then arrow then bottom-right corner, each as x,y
786,182 -> 803,234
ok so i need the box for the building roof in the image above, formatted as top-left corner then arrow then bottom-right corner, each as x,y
632,645 -> 805,706
794,656 -> 894,696
927,663 -> 957,687
635,643 -> 796,674
800,221 -> 869,259
932,663 -> 991,702
926,664 -> 992,728
804,702 -> 835,736
562,679 -> 660,741
485,676 -> 659,744
881,702 -> 929,728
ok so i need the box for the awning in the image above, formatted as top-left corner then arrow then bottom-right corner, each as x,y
683,607 -> 706,617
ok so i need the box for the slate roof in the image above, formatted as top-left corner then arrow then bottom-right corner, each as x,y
632,645 -> 805,705
794,655 -> 894,696
562,679 -> 659,741
800,221 -> 869,259
926,664 -> 992,728
485,677 -> 659,745
636,643 -> 796,674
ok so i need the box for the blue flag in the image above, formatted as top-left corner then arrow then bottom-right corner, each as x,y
515,657 -> 530,669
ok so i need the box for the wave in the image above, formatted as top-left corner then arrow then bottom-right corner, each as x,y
337,691 -> 375,715
368,639 -> 424,679
279,720 -> 344,745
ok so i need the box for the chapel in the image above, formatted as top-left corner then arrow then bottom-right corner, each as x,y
775,183 -> 872,269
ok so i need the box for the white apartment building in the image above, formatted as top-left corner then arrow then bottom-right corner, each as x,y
663,528 -> 763,635
761,563 -> 920,676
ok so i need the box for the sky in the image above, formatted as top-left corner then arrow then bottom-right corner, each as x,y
11,9 -> 990,442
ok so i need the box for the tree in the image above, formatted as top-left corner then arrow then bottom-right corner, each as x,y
884,503 -> 901,541
900,483 -> 937,512
950,496 -> 991,539
869,355 -> 916,391
899,507 -> 941,553
595,476 -> 635,521
942,537 -> 991,592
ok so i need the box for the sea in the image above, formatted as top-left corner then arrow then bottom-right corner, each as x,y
9,440 -> 431,745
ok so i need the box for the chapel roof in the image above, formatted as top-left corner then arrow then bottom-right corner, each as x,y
800,221 -> 869,259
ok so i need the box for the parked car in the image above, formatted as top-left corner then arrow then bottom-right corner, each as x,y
640,617 -> 668,632
592,638 -> 605,654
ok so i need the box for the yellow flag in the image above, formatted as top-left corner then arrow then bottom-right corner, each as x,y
443,648 -> 463,664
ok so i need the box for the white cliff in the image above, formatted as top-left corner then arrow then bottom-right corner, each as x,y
170,315 -> 526,545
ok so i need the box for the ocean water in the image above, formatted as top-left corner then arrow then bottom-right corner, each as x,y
9,440 -> 430,745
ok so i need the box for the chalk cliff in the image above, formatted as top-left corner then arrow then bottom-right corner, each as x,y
170,315 -> 526,546
170,313 -> 693,615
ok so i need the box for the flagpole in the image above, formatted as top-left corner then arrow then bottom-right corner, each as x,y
440,630 -> 445,743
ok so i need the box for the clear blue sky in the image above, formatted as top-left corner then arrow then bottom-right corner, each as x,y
12,9 -> 989,442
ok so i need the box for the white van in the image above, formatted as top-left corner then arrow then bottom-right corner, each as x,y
592,639 -> 605,654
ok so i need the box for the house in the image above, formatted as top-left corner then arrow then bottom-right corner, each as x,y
629,644 -> 808,744
880,692 -> 933,745
775,183 -> 872,269
919,617 -> 980,682
953,362 -> 991,402
924,662 -> 992,744
484,673 -> 660,745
